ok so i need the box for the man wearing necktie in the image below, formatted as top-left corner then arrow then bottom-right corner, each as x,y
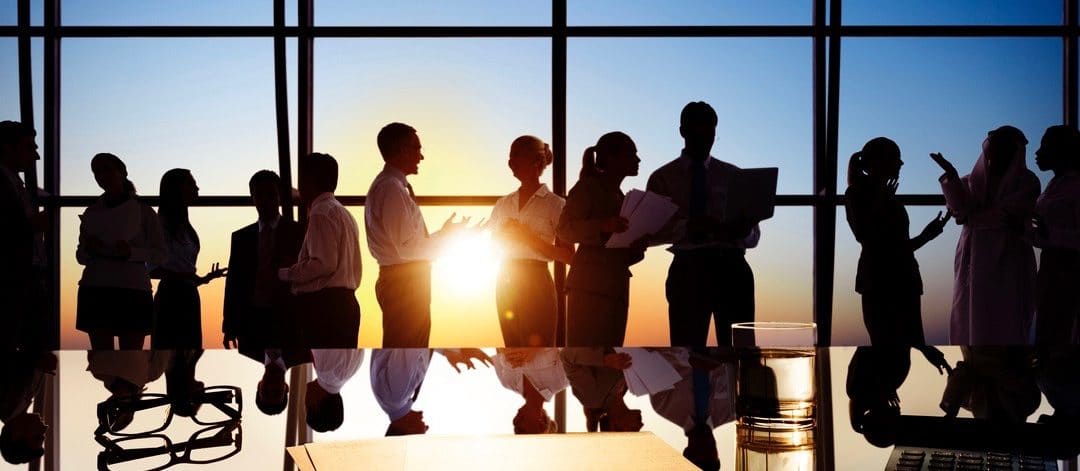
647,102 -> 760,347
223,170 -> 304,354
364,123 -> 471,348
649,348 -> 734,471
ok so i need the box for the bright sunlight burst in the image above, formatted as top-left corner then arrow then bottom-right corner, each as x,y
432,230 -> 501,296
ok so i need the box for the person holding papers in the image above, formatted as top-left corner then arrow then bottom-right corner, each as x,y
557,132 -> 646,347
560,348 -> 644,432
646,101 -> 762,347
488,136 -> 573,347
649,348 -> 736,471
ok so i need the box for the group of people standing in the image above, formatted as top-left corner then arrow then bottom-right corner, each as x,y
845,124 -> 1080,349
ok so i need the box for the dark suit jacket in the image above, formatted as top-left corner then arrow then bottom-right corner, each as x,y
0,172 -> 34,351
222,219 -> 303,361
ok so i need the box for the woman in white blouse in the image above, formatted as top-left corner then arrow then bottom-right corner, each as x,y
488,136 -> 573,347
76,153 -> 166,350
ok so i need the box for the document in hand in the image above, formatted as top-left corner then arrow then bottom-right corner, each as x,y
724,167 -> 778,223
605,189 -> 679,248
614,348 -> 682,396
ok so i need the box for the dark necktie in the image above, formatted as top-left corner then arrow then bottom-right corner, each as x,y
406,182 -> 417,201
689,159 -> 709,243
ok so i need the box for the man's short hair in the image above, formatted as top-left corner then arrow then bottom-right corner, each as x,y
376,122 -> 417,161
0,121 -> 35,152
306,392 -> 344,433
248,169 -> 282,194
255,385 -> 289,416
680,101 -> 718,128
302,153 -> 338,193
0,421 -> 44,465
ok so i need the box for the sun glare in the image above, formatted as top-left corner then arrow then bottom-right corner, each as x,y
432,230 -> 501,295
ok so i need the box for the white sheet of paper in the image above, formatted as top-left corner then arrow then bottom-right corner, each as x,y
615,348 -> 681,395
606,190 -> 679,248
724,167 -> 778,222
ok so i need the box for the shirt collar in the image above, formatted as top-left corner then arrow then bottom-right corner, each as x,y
380,163 -> 409,185
310,192 -> 336,208
678,150 -> 712,170
258,214 -> 281,233
0,166 -> 23,189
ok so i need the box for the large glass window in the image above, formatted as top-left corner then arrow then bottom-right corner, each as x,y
316,0 -> 551,26
61,0 -> 275,26
61,39 -> 280,197
842,0 -> 1061,26
569,0 -> 811,26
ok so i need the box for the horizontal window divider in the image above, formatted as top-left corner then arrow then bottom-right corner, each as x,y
3,24 -> 1074,38
53,194 -> 945,207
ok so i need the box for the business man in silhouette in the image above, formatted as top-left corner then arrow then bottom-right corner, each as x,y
223,170 -> 304,353
0,121 -> 46,352
0,351 -> 55,465
647,102 -> 759,347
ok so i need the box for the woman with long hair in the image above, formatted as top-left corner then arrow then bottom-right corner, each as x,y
488,136 -> 573,347
150,169 -> 226,349
845,137 -> 949,348
557,132 -> 645,346
76,153 -> 165,349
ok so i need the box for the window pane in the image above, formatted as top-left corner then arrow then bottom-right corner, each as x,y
62,39 -> 279,196
1,38 -> 17,120
569,0 -> 811,26
0,0 -> 12,24
61,207 -> 252,349
625,207 -> 813,346
838,38 -> 1061,195
61,0 -> 273,26
316,0 -> 551,26
568,38 -> 812,195
833,205 -> 960,345
313,39 -> 551,196
843,0 -> 1061,26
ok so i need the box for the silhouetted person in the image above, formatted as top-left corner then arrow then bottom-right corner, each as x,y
939,346 -> 1039,422
846,345 -> 950,448
150,169 -> 227,349
222,170 -> 304,353
932,126 -> 1040,345
646,102 -> 759,347
559,348 -> 643,432
492,348 -> 567,434
488,136 -> 573,348
845,138 -> 949,347
76,153 -> 165,350
649,348 -> 736,471
1031,125 -> 1080,346
88,349 -> 171,432
305,349 -> 364,433
1034,346 -> 1080,425
0,121 -> 45,351
254,349 -> 312,416
278,154 -> 362,348
557,133 -> 646,347
0,351 -> 55,465
370,348 -> 491,436
365,123 -> 471,348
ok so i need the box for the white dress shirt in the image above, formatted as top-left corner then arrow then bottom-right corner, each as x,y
648,348 -> 736,432
488,184 -> 565,261
646,154 -> 761,251
492,348 -> 568,401
280,192 -> 362,294
312,349 -> 365,395
365,165 -> 449,266
78,198 -> 167,291
369,348 -> 432,420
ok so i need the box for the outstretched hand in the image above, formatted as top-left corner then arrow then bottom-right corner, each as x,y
885,177 -> 899,195
444,348 -> 493,373
920,211 -> 952,240
917,346 -> 953,375
440,212 -> 473,234
200,262 -> 228,285
929,152 -> 959,180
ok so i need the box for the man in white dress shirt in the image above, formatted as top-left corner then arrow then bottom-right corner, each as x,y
279,153 -> 363,348
369,348 -> 491,436
364,123 -> 470,347
305,349 -> 365,433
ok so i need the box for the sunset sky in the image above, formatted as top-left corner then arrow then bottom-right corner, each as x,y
0,1 -> 1065,349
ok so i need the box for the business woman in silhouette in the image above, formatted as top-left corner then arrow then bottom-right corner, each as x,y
845,137 -> 949,348
76,153 -> 166,350
557,132 -> 645,346
150,169 -> 226,349
488,136 -> 573,347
